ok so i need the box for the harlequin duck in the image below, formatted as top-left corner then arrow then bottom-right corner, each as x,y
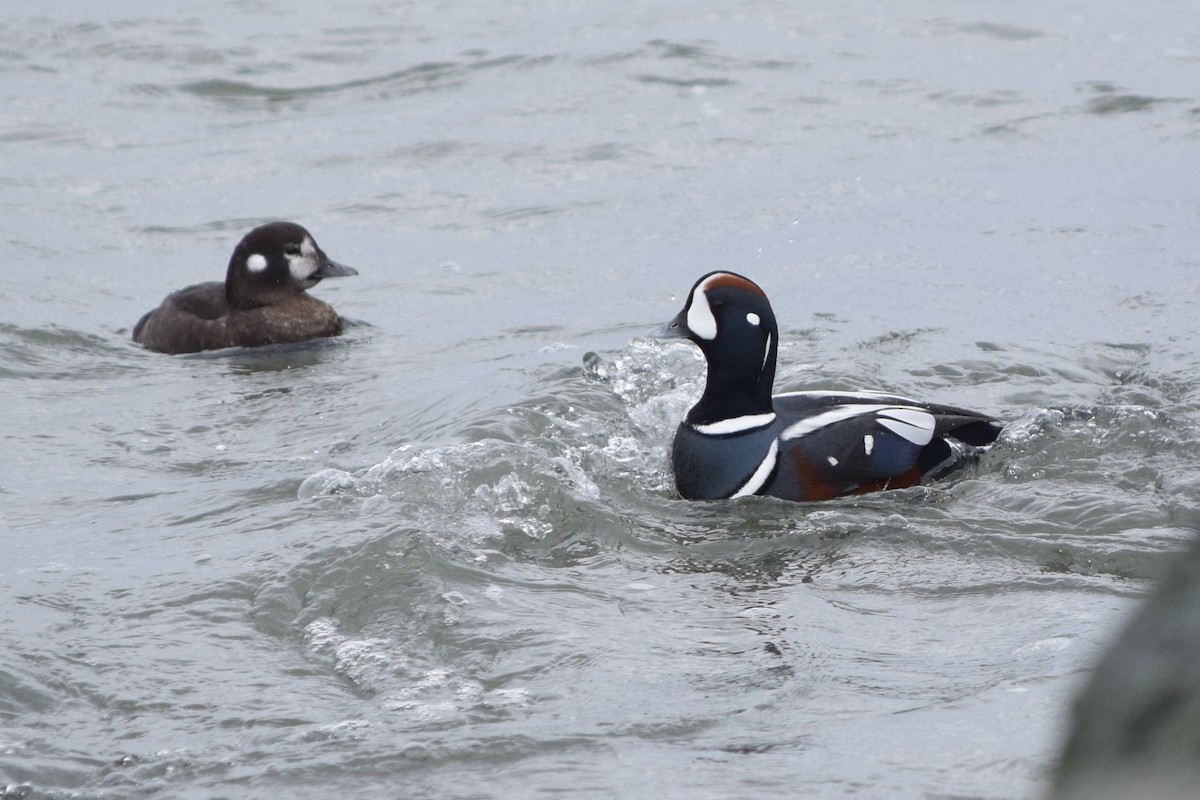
132,221 -> 357,355
657,271 -> 1002,502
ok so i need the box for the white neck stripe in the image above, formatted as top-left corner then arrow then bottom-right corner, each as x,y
732,439 -> 778,498
691,412 -> 776,436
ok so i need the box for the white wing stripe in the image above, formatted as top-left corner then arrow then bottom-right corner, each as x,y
877,408 -> 935,445
780,404 -> 887,440
780,404 -> 936,446
732,439 -> 778,498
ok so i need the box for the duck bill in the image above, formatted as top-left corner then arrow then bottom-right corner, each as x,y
651,309 -> 691,340
316,255 -> 358,278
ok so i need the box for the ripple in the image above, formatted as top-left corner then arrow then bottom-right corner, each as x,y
172,54 -> 543,108
957,22 -> 1044,41
0,323 -> 138,381
0,121 -> 84,146
44,331 -> 1192,800
634,74 -> 736,89
293,335 -> 1200,593
1084,94 -> 1179,115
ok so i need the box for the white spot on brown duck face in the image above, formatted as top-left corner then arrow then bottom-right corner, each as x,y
287,236 -> 321,284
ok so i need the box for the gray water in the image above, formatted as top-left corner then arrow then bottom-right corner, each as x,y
3,2 -> 1200,798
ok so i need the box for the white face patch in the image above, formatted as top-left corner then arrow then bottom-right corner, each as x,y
746,312 -> 760,326
686,286 -> 718,341
287,236 -> 319,283
246,253 -> 268,273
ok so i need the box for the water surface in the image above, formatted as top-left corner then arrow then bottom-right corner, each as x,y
2,2 -> 1199,798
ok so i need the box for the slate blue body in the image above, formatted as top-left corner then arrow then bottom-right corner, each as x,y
659,272 -> 1002,502
671,416 -> 780,501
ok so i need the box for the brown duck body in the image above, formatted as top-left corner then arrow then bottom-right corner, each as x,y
132,221 -> 356,355
132,281 -> 345,355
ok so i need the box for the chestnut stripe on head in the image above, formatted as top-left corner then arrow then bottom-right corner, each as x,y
686,272 -> 767,341
700,272 -> 766,296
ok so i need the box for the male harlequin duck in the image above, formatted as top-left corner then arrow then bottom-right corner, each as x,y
132,221 -> 357,355
657,271 -> 1002,502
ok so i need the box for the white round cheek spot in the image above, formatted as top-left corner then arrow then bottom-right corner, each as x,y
246,254 -> 268,272
686,290 -> 718,340
746,312 -> 760,326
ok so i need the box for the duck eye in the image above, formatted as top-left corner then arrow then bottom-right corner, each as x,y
284,243 -> 301,256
